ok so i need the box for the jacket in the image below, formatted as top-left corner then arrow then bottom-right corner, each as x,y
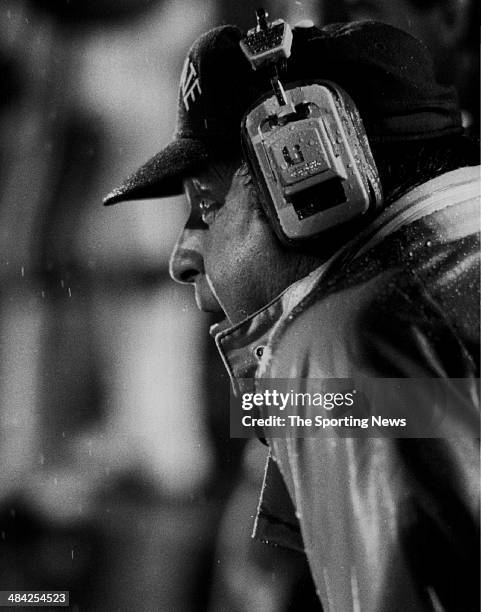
212,166 -> 480,611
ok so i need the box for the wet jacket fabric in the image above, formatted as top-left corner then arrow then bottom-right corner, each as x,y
212,166 -> 480,611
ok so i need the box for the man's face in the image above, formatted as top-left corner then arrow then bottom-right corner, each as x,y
169,160 -> 292,324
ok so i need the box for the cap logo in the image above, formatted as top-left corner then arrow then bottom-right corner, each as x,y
181,57 -> 202,111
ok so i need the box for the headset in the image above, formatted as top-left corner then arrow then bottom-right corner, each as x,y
239,9 -> 383,246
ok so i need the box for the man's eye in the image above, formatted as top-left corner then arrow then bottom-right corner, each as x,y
199,200 -> 221,225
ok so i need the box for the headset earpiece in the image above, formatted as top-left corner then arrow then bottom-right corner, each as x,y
240,81 -> 382,245
239,10 -> 382,245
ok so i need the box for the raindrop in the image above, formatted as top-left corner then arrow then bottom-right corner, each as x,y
21,266 -> 24,277
68,288 -> 72,298
408,251 -> 413,258
425,240 -> 432,247
71,549 -> 74,560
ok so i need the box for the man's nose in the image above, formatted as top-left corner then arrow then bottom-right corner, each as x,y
169,229 -> 205,284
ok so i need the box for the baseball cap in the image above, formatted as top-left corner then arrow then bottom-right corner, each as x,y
103,20 -> 462,206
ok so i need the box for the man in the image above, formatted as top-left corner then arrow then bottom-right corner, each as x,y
104,17 -> 480,611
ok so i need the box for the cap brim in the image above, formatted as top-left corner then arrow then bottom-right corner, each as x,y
103,138 -> 210,206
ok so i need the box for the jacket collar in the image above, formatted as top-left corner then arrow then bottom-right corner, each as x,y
210,264 -> 327,393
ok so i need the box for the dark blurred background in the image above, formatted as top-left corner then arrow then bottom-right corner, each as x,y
0,1 -> 478,610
